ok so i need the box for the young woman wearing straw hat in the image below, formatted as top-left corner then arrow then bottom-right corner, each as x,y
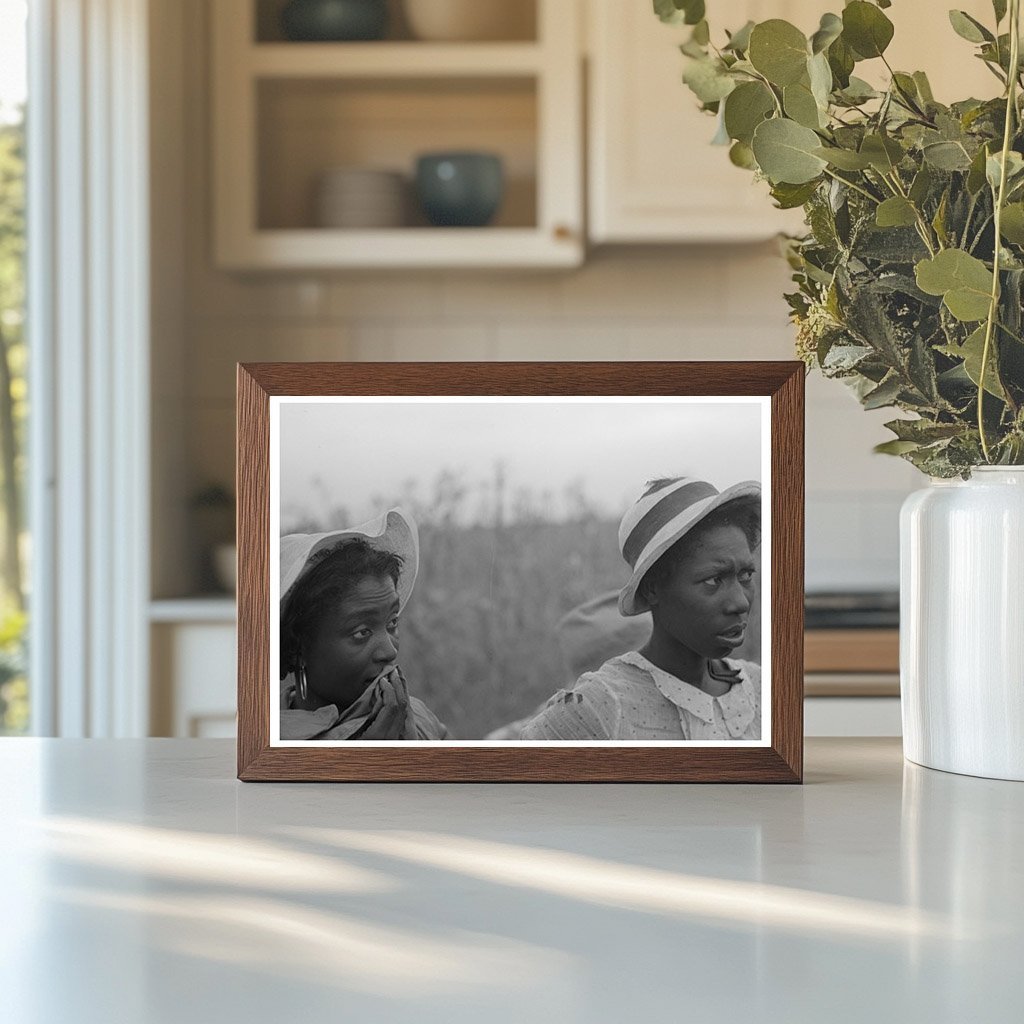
519,477 -> 762,741
278,508 -> 448,740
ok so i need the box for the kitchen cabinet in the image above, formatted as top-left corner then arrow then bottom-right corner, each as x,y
151,610 -> 901,738
150,600 -> 237,738
586,0 -> 999,244
587,0 -> 811,243
211,0 -> 583,268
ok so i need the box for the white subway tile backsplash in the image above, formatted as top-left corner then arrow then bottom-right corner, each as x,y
389,324 -> 495,361
186,403 -> 236,493
558,251 -> 725,320
187,271 -> 327,321
441,272 -> 562,320
182,248 -> 915,591
349,326 -> 396,362
325,275 -> 445,320
187,324 -> 353,400
492,324 -> 628,361
720,242 -> 794,322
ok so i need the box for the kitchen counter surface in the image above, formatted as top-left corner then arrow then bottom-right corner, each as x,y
1,738 -> 1020,1023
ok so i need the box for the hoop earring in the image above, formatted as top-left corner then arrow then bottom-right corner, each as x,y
297,664 -> 308,703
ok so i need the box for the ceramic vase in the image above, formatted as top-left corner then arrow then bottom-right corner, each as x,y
900,466 -> 1024,780
415,152 -> 504,227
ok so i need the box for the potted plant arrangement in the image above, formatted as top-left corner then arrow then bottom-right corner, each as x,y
657,0 -> 1024,779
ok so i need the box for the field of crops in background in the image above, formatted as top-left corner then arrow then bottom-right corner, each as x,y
283,469 -> 762,739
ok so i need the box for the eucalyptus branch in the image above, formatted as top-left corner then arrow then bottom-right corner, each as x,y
749,68 -> 784,117
883,170 -> 939,255
881,55 -> 930,121
978,0 -> 1021,462
961,192 -> 980,249
997,319 -> 1024,345
969,213 -> 995,253
822,167 -> 881,205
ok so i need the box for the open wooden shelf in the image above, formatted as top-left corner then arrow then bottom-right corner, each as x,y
805,629 -> 900,674
249,42 -> 545,77
212,0 -> 582,268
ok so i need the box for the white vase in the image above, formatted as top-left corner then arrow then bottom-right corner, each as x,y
900,466 -> 1024,780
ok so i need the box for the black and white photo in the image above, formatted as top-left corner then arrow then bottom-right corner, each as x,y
270,396 -> 771,746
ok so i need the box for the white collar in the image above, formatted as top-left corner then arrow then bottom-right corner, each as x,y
620,651 -> 755,737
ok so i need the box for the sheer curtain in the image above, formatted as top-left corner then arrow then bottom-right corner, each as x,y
28,0 -> 150,736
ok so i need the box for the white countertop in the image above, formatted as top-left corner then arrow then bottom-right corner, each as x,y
1,738 -> 1020,1023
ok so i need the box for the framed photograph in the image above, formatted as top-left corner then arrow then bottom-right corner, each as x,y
237,362 -> 804,782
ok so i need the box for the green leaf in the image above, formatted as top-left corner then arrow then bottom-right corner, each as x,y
909,164 -> 933,205
683,2 -> 706,27
837,76 -> 879,104
682,57 -> 737,104
874,439 -> 921,455
770,180 -> 820,209
724,20 -> 755,53
862,373 -> 903,409
808,51 -> 833,110
948,10 -> 994,44
711,109 -> 731,145
784,80 -> 824,129
748,20 -> 809,87
891,72 -> 922,109
993,0 -> 1008,24
813,146 -> 872,170
810,13 -> 843,54
723,81 -> 775,144
915,250 -> 994,322
692,19 -> 710,45
729,140 -> 758,169
860,133 -> 904,173
842,1 -> 895,59
939,325 -> 1006,398
653,0 -> 705,26
884,418 -> 963,443
912,71 -> 935,104
986,150 -> 1024,191
967,144 -> 991,194
876,197 -> 918,228
1000,203 -> 1024,245
932,190 -> 950,247
751,118 -> 828,184
922,140 -> 973,171
827,36 -> 856,89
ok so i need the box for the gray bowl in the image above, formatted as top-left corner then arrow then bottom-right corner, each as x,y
415,152 -> 505,228
280,0 -> 388,42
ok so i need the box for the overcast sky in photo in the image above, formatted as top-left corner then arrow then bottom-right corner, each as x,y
278,398 -> 764,527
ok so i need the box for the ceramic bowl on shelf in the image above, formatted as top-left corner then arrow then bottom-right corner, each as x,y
315,167 -> 408,228
280,0 -> 389,42
403,0 -> 534,42
414,152 -> 504,227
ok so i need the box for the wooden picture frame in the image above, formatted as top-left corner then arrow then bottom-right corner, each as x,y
237,362 -> 804,782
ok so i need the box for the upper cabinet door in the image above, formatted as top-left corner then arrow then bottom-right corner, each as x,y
587,0 -> 808,243
587,0 -> 998,245
211,0 -> 584,269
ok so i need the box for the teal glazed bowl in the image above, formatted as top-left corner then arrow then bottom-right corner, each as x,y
415,152 -> 505,227
280,0 -> 388,41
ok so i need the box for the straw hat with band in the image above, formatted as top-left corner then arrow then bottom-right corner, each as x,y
618,478 -> 761,617
280,507 -> 419,614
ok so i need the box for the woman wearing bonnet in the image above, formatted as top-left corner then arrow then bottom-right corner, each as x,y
279,508 -> 448,741
518,476 -> 762,741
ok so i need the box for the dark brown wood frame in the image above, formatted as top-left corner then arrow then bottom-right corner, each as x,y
237,362 -> 804,782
